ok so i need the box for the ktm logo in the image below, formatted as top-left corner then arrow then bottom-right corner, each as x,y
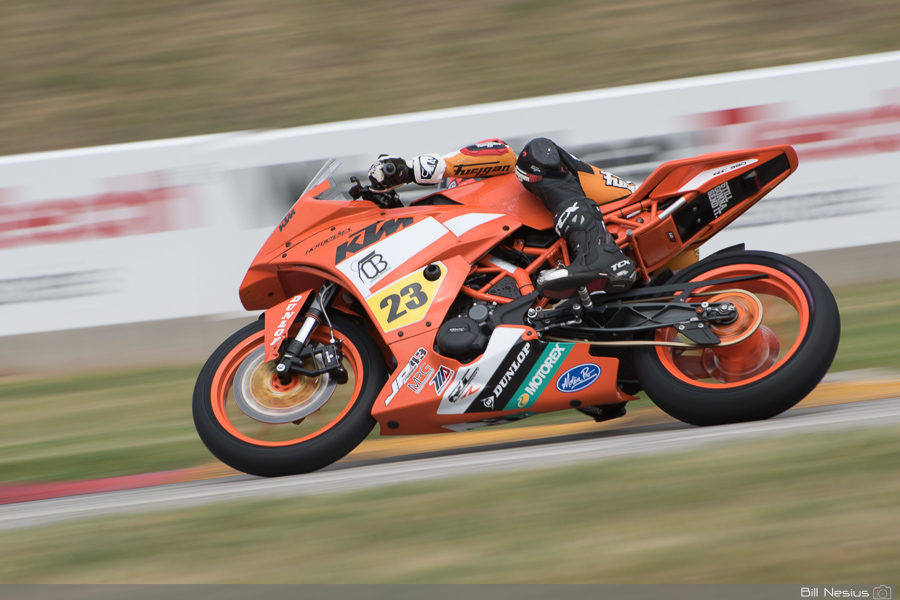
278,208 -> 296,232
334,217 -> 414,264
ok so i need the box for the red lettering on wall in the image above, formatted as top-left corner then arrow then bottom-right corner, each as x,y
0,187 -> 190,249
690,100 -> 900,162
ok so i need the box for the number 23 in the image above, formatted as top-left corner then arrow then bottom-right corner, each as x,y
379,283 -> 428,323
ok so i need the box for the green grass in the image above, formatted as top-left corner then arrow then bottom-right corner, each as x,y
1,0 -> 899,156
1,425 -> 898,583
830,281 -> 900,373
0,280 -> 897,483
0,366 -> 209,482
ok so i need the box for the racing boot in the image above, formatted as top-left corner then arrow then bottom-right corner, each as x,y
516,137 -> 636,295
536,199 -> 637,295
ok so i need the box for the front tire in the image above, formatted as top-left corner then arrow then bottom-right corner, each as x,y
633,250 -> 840,426
193,313 -> 387,476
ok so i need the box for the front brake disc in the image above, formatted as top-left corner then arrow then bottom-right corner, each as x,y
233,347 -> 337,424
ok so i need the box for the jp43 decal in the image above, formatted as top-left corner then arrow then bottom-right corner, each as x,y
555,364 -> 601,393
366,263 -> 446,332
384,347 -> 427,406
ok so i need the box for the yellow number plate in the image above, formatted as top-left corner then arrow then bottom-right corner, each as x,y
367,265 -> 445,332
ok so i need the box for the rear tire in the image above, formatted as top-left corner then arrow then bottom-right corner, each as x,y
633,250 -> 840,426
193,313 -> 386,476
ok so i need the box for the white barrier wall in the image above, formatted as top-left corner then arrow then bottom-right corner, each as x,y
1,52 -> 899,337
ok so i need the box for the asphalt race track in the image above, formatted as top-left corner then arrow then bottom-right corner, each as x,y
1,396 -> 898,532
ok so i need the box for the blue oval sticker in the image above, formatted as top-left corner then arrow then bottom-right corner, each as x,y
555,364 -> 601,393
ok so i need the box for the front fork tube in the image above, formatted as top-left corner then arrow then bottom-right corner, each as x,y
275,282 -> 348,385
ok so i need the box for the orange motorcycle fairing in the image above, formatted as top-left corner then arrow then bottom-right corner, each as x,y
371,327 -> 635,435
262,290 -> 314,363
416,173 -> 554,231
239,198 -> 384,310
251,205 -> 530,345
601,145 -> 798,276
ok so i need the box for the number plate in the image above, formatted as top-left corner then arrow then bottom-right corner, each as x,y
366,264 -> 446,332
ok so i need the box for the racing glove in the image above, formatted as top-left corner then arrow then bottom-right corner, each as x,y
368,154 -> 446,190
368,155 -> 412,191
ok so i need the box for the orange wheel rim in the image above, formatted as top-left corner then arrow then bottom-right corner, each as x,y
655,265 -> 810,388
209,328 -> 364,447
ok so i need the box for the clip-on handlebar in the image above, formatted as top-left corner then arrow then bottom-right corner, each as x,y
349,161 -> 404,209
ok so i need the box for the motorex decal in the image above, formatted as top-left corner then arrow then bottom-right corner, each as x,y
504,343 -> 573,410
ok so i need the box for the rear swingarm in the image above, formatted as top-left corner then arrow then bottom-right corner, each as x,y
529,273 -> 767,345
530,298 -> 736,344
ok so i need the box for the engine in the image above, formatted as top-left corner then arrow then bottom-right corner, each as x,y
436,303 -> 491,362
434,235 -> 549,361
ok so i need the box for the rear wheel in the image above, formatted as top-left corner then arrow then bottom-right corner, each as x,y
633,250 -> 840,426
193,313 -> 386,476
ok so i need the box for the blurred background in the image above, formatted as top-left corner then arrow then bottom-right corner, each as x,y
2,0 -> 900,369
2,0 -> 899,155
1,0 -> 899,584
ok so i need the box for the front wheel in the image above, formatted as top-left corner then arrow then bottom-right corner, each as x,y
193,313 -> 387,476
633,250 -> 840,426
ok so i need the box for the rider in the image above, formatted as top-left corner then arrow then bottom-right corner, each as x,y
367,138 -> 638,294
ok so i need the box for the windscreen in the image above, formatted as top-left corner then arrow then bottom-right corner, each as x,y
301,159 -> 351,201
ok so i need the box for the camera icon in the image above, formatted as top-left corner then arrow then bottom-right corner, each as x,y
873,586 -> 892,600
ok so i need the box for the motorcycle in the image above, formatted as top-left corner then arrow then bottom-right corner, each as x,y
193,144 -> 840,477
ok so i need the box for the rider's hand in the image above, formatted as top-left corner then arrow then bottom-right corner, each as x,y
368,155 -> 412,191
